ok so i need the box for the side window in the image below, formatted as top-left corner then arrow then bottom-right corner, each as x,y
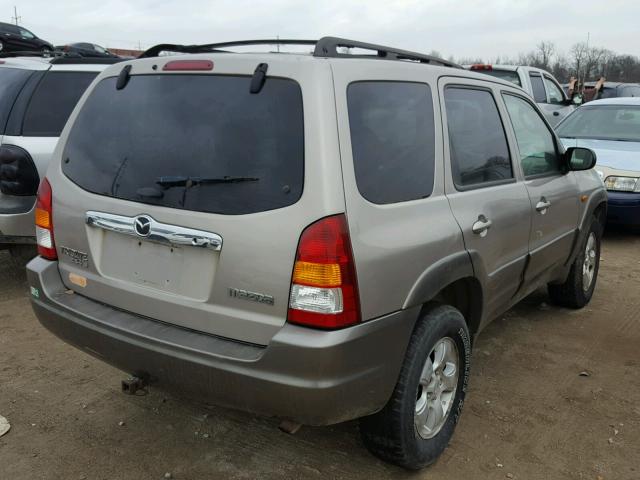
502,94 -> 562,177
22,71 -> 97,137
444,87 -> 512,189
543,76 -> 564,104
529,74 -> 547,103
19,28 -> 34,39
347,81 -> 435,204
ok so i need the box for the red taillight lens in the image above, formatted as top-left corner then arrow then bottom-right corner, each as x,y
470,64 -> 492,71
163,60 -> 214,71
288,214 -> 360,329
35,178 -> 57,260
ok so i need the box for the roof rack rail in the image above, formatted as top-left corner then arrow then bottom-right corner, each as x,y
139,36 -> 462,68
0,50 -> 124,65
139,39 -> 317,58
314,37 -> 461,68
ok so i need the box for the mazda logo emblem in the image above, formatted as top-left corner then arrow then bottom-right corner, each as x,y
134,215 -> 152,237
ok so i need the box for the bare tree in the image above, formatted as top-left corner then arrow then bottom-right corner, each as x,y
535,41 -> 556,70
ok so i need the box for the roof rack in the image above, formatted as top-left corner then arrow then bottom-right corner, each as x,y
0,50 -> 124,65
139,36 -> 462,68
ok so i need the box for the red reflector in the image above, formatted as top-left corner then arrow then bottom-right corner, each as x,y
0,60 -> 5,64
470,64 -> 492,71
163,60 -> 214,71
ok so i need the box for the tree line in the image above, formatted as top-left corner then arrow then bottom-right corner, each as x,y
447,42 -> 640,84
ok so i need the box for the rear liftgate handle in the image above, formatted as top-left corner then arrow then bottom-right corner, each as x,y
472,214 -> 492,238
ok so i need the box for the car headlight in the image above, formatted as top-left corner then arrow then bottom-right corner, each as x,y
604,176 -> 640,192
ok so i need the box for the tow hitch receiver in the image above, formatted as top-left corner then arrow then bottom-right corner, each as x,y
121,376 -> 147,395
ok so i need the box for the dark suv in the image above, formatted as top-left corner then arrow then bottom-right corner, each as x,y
0,22 -> 53,54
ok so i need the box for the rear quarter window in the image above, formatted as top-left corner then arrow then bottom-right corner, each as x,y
22,71 -> 97,137
347,81 -> 436,204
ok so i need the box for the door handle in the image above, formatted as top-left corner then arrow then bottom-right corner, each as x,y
472,215 -> 492,237
536,198 -> 551,214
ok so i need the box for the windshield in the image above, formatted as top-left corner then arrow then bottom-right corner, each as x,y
62,74 -> 304,215
556,105 -> 640,142
477,69 -> 521,87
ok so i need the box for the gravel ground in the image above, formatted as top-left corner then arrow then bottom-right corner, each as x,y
0,228 -> 639,480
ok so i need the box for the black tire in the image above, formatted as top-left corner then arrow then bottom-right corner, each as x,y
9,245 -> 37,268
0,41 -> 4,52
360,304 -> 471,470
548,215 -> 602,308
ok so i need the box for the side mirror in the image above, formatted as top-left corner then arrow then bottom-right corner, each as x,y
566,147 -> 596,171
572,94 -> 583,105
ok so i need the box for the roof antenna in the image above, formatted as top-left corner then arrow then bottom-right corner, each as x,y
116,64 -> 132,90
250,63 -> 268,94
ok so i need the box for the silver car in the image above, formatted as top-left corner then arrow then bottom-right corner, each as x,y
557,97 -> 640,227
27,37 -> 606,469
0,55 -> 121,263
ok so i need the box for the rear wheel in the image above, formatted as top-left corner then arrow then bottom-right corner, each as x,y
548,216 -> 602,308
0,41 -> 4,52
360,304 -> 471,470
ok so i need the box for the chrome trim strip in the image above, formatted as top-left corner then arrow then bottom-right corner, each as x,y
85,211 -> 223,251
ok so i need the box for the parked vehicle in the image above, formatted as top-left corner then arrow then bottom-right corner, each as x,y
557,97 -> 640,227
27,37 -> 606,470
0,22 -> 53,54
583,81 -> 640,101
0,54 -> 123,263
467,64 -> 577,125
56,42 -> 119,58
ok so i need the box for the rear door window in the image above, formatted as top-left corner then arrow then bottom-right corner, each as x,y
347,81 -> 435,204
22,71 -> 97,137
0,67 -> 33,134
62,74 -> 304,215
529,74 -> 547,103
444,87 -> 513,189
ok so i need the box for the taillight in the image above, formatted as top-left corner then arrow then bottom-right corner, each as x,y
0,145 -> 39,196
470,64 -> 492,71
288,215 -> 360,329
163,60 -> 214,71
35,178 -> 57,260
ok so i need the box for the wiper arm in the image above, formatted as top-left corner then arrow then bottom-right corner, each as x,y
156,175 -> 260,188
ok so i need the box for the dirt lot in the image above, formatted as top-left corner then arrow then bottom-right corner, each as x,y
1,229 -> 639,480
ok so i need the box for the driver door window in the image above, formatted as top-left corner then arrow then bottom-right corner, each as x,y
544,76 -> 564,104
19,28 -> 34,39
502,94 -> 562,177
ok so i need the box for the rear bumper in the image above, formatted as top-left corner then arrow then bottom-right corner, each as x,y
27,257 -> 418,425
606,192 -> 640,226
0,193 -> 36,244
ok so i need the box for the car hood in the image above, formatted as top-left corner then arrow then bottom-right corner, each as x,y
560,137 -> 640,173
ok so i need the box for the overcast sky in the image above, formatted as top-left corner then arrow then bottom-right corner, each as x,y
3,0 -> 640,59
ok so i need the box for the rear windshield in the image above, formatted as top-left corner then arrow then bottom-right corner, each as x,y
62,74 -> 304,215
478,69 -> 521,87
22,71 -> 97,137
0,67 -> 33,134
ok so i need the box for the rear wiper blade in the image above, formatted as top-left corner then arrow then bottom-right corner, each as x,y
156,176 -> 259,188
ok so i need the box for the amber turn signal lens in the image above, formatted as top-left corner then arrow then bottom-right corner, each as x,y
293,261 -> 342,288
35,207 -> 51,228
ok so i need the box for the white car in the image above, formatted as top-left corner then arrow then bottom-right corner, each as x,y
0,54 -> 122,263
467,64 -> 576,126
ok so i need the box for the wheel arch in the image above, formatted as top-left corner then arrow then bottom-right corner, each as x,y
403,251 -> 484,339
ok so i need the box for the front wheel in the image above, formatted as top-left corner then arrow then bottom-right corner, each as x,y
548,215 -> 602,308
360,304 -> 471,470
